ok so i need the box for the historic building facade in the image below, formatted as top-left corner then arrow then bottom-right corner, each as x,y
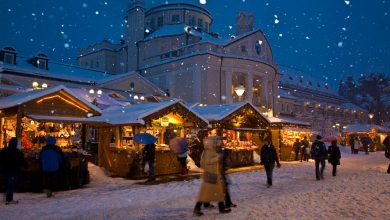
78,1 -> 278,113
275,67 -> 369,136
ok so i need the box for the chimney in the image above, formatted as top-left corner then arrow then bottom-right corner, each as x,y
27,53 -> 49,70
236,12 -> 254,35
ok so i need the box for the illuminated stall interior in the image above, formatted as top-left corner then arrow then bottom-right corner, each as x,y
268,116 -> 312,161
344,124 -> 390,151
191,102 -> 269,167
91,100 -> 209,177
0,85 -> 102,151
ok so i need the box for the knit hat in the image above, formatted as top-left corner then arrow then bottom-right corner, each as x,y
46,136 -> 56,145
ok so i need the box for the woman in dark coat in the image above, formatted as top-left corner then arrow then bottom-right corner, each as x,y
328,140 -> 341,176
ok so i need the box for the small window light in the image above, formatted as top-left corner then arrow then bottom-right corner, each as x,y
42,83 -> 48,88
32,82 -> 39,88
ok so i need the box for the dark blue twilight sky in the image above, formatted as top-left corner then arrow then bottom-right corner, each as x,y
0,0 -> 389,86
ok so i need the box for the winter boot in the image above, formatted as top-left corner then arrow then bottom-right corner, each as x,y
218,202 -> 231,214
193,202 -> 203,216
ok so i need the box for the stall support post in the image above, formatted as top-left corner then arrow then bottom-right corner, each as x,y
81,124 -> 87,149
16,105 -> 23,149
0,117 -> 3,148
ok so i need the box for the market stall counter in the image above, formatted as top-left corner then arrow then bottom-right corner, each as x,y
0,152 -> 90,192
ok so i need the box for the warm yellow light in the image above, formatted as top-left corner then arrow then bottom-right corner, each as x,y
42,83 -> 48,88
36,95 -> 90,113
97,90 -> 102,95
89,89 -> 95,94
134,95 -> 139,100
234,85 -> 246,97
32,82 -> 39,88
140,96 -> 145,101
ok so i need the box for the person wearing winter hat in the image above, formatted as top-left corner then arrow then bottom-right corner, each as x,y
39,136 -> 64,197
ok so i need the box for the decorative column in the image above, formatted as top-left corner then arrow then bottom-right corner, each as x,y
246,72 -> 253,103
225,71 -> 233,104
262,78 -> 269,107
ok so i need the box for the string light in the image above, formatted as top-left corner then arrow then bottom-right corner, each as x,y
36,95 -> 90,113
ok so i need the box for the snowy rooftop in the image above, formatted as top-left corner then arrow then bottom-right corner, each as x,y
343,124 -> 390,133
278,66 -> 338,95
0,85 -> 102,114
267,116 -> 311,126
0,57 -> 113,84
89,99 -> 208,125
190,102 -> 268,123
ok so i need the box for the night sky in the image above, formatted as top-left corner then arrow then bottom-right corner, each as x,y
0,0 -> 389,87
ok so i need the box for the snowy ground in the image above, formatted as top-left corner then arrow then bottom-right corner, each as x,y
1,147 -> 389,220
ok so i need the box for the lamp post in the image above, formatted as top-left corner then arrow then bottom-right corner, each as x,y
234,84 -> 246,102
368,113 -> 374,121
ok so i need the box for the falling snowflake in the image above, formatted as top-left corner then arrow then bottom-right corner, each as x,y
342,27 -> 346,31
344,0 -> 350,5
95,11 -> 99,15
305,36 -> 310,40
337,41 -> 343,47
199,0 -> 207,4
64,43 -> 70,48
82,3 -> 88,8
279,33 -> 283,37
274,18 -> 279,24
228,25 -> 233,29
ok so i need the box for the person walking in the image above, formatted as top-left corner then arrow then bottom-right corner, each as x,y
293,138 -> 301,161
310,135 -> 328,180
40,136 -> 64,198
260,139 -> 281,187
193,136 -> 231,216
301,136 -> 310,162
327,140 -> 341,176
0,137 -> 26,205
349,136 -> 355,154
383,135 -> 390,174
361,136 -> 371,155
143,143 -> 156,182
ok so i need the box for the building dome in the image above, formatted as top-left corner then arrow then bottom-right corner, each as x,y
145,3 -> 212,32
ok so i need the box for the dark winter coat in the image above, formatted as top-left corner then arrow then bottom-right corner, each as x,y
143,143 -> 156,163
260,144 -> 280,166
328,144 -> 341,165
0,145 -> 26,174
310,140 -> 328,160
293,141 -> 301,153
384,136 -> 390,159
39,144 -> 64,172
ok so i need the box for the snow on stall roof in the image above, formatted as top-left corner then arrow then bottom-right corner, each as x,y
0,57 -> 112,83
90,99 -> 208,125
344,124 -> 390,133
267,116 -> 311,126
0,85 -> 102,114
27,115 -> 106,124
190,102 -> 269,123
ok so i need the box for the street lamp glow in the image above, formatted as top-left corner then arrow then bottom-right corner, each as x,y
41,83 -> 48,89
134,95 -> 139,100
140,96 -> 145,101
97,89 -> 102,95
32,82 -> 39,88
368,113 -> 374,119
234,85 -> 246,97
89,89 -> 95,94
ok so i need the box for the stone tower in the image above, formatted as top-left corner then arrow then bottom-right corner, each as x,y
125,0 -> 145,71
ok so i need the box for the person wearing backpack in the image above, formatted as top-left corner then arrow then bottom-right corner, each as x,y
310,135 -> 328,180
